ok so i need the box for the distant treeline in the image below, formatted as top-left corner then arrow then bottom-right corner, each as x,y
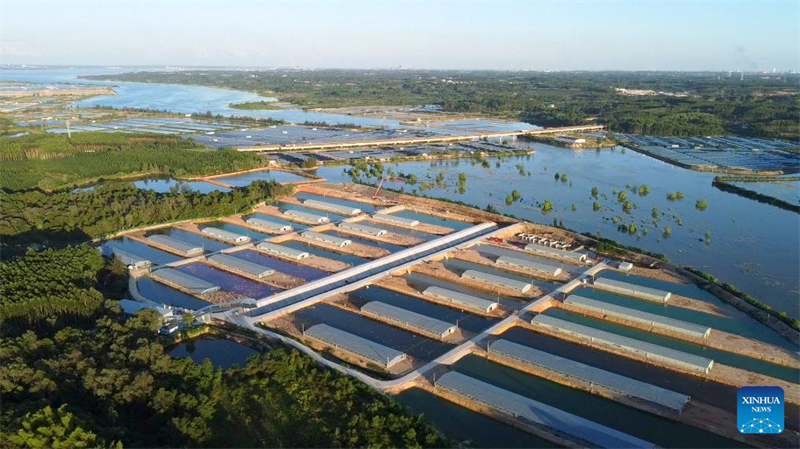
0,132 -> 267,191
0,180 -> 292,254
85,70 -> 800,140
712,176 -> 800,213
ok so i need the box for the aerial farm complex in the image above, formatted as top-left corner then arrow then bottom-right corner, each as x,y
104,178 -> 800,449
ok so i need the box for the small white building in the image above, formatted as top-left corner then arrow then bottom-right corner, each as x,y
618,261 -> 634,272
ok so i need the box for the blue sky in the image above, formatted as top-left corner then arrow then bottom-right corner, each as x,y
2,0 -> 798,71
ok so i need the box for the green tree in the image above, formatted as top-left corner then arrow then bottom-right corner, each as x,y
301,156 -> 318,168
7,405 -> 108,449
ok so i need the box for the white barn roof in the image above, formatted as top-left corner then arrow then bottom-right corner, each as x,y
461,269 -> 532,293
361,301 -> 457,339
305,324 -> 406,369
339,221 -> 388,237
423,286 -> 498,313
593,278 -> 672,304
151,268 -> 220,295
246,217 -> 293,232
146,234 -> 203,256
207,253 -> 276,278
372,213 -> 419,228
302,198 -> 362,216
256,242 -> 310,260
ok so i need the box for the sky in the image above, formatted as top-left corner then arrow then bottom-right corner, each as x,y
1,0 -> 798,71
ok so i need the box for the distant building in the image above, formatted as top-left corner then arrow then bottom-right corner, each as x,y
119,299 -> 174,320
618,261 -> 634,272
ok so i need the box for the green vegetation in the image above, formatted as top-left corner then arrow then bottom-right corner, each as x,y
229,100 -> 284,110
541,200 -> 553,213
617,191 -> 627,202
663,226 -> 672,238
0,245 -> 110,334
504,190 -> 522,205
686,267 -> 800,332
666,191 -> 685,201
457,172 -> 467,194
712,176 -> 800,213
695,199 -> 708,210
86,70 -> 800,139
638,184 -> 650,196
593,201 -> 601,211
300,156 -> 318,168
582,233 -> 669,262
622,201 -> 633,213
1,315 -> 447,448
0,117 -> 29,137
0,133 -> 266,191
591,187 -> 599,198
1,180 -> 292,253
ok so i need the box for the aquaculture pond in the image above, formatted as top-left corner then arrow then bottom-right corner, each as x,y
169,335 -> 259,369
294,192 -> 379,213
317,142 -> 800,317
133,177 -> 228,194
394,388 -> 556,448
136,277 -> 211,310
230,249 -> 329,281
102,236 -> 181,265
214,170 -> 310,187
321,230 -> 405,253
348,286 -> 498,333
174,263 -> 282,299
542,308 -> 800,383
726,180 -> 800,205
280,239 -> 368,266
151,227 -> 231,253
291,303 -> 451,360
578,274 -> 794,349
499,326 -> 800,430
201,221 -> 272,241
451,354 -> 746,448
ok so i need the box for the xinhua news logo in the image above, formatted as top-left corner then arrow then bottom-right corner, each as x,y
737,386 -> 784,434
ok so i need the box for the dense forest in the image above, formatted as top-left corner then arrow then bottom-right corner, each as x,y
0,248 -> 447,448
0,133 -> 266,191
86,70 -> 800,140
0,245 -> 115,334
0,180 -> 292,254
